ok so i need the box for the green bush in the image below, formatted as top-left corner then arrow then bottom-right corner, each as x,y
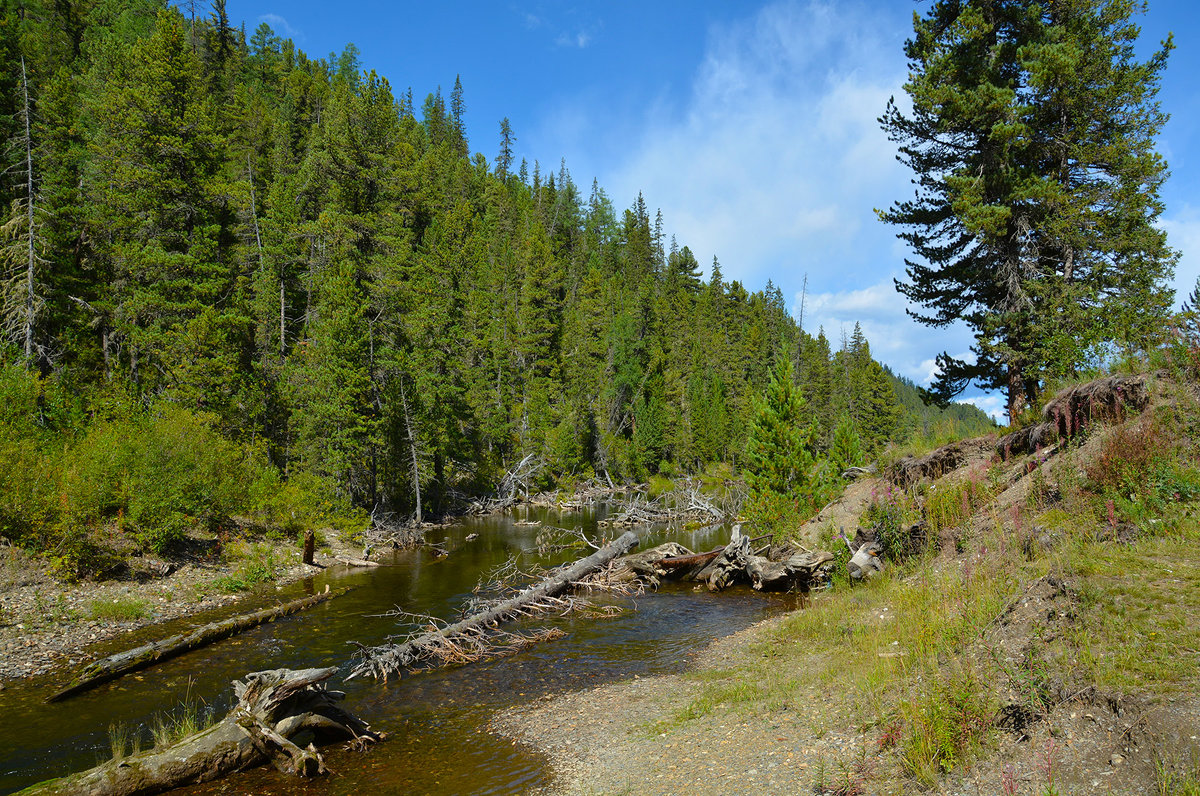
0,364 -> 61,544
59,405 -> 274,553
862,483 -> 919,558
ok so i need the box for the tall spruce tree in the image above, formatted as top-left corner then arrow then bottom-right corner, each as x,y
880,0 -> 1175,422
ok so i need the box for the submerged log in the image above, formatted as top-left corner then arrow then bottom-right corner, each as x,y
47,587 -> 350,703
20,668 -> 382,796
350,531 -> 640,680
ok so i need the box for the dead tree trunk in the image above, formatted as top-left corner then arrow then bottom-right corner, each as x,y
350,531 -> 639,680
47,588 -> 350,703
398,376 -> 422,525
20,668 -> 382,796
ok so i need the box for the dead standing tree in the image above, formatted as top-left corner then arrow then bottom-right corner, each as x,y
467,453 -> 544,514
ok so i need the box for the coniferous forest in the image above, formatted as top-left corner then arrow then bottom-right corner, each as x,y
0,1 -> 993,573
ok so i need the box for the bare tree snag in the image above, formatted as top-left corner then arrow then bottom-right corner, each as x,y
302,530 -> 315,565
19,668 -> 382,796
350,531 -> 639,680
47,587 -> 350,703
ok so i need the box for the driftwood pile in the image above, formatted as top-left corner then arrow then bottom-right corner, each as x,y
466,453 -> 544,514
610,526 -> 834,593
996,374 -> 1150,460
606,478 -> 738,526
22,668 -> 382,796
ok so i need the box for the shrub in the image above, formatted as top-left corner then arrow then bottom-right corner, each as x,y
925,473 -> 992,538
209,543 -> 279,593
861,483 -> 919,558
59,405 -> 275,554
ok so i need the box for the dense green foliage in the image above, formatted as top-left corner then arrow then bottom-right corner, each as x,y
0,2 -> 993,563
880,0 -> 1176,422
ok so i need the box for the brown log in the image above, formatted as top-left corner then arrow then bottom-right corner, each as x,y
19,668 -> 382,796
610,542 -> 693,584
47,587 -> 350,703
350,531 -> 639,680
658,546 -> 725,571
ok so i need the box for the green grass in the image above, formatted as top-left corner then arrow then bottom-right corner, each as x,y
1059,532 -> 1200,692
150,695 -> 214,748
108,681 -> 215,759
106,721 -> 140,761
1156,750 -> 1200,796
87,597 -> 151,622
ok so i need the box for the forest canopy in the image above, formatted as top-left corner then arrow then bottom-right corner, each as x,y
0,1 -> 993,571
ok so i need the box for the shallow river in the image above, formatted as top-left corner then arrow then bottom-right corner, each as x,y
0,507 -> 793,795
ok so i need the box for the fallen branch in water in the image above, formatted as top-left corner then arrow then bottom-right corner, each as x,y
348,531 -> 639,681
22,668 -> 382,796
47,587 -> 351,703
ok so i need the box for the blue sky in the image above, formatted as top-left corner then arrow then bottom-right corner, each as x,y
223,0 -> 1200,421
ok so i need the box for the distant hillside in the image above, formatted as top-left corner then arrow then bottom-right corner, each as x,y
886,367 -> 998,443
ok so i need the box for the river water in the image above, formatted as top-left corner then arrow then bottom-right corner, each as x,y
0,506 -> 793,795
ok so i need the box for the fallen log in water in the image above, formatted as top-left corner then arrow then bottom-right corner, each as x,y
47,587 -> 350,703
336,556 -> 383,567
349,531 -> 639,681
19,668 -> 382,796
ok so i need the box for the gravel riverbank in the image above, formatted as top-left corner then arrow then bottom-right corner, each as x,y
0,535 -> 363,685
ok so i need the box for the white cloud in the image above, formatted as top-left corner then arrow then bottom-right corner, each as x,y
555,30 -> 592,49
594,0 -> 912,293
258,13 -> 304,43
799,277 -> 978,387
1162,204 -> 1200,306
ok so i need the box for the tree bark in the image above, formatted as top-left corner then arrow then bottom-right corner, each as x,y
47,588 -> 350,703
350,531 -> 639,680
20,668 -> 381,796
